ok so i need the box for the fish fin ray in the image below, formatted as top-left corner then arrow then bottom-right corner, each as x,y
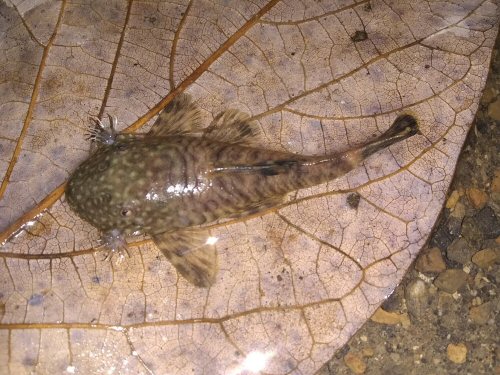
152,230 -> 218,287
149,94 -> 202,136
227,195 -> 285,219
203,110 -> 261,146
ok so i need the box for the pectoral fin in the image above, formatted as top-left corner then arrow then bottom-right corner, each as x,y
152,230 -> 218,287
203,109 -> 261,146
149,93 -> 202,136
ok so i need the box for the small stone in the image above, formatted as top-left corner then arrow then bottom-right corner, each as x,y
430,224 -> 454,251
446,238 -> 472,265
491,169 -> 500,193
471,296 -> 482,306
447,343 -> 467,364
344,352 -> 366,374
475,207 -> 500,238
487,97 -> 500,121
481,87 -> 497,104
389,353 -> 401,362
469,302 -> 492,324
437,291 -> 455,315
362,347 -> 374,357
472,248 -> 500,268
381,288 -> 403,311
466,188 -> 488,209
335,344 -> 350,360
449,201 -> 466,220
461,207 -> 500,246
447,215 -> 464,237
473,271 -> 494,291
434,269 -> 468,294
371,307 -> 410,327
405,279 -> 429,320
415,247 -> 446,273
446,190 -> 461,209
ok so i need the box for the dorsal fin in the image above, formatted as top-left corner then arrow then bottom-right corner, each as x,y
148,93 -> 202,136
203,109 -> 261,146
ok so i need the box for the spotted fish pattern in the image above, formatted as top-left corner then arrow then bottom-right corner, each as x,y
66,94 -> 418,287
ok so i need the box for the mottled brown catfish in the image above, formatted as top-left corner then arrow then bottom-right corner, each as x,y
66,94 -> 418,287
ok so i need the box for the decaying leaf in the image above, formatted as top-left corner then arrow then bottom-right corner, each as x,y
0,0 -> 498,374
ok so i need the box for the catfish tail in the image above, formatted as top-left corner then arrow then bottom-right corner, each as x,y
361,115 -> 419,159
210,114 -> 419,192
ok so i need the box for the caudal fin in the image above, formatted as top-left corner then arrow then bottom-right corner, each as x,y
361,115 -> 418,159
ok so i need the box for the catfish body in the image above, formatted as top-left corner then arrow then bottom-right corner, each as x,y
66,94 -> 418,287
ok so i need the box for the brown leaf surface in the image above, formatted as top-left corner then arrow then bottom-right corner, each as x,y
0,0 -> 498,373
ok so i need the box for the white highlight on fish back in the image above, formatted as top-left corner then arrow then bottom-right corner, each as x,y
205,236 -> 218,245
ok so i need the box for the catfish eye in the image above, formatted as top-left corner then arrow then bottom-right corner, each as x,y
121,208 -> 132,217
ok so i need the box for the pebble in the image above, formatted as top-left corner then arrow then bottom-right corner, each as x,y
447,215 -> 464,238
344,352 -> 366,374
362,347 -> 374,357
415,247 -> 446,273
437,291 -> 455,315
471,296 -> 482,306
466,188 -> 488,209
405,279 -> 429,320
491,169 -> 500,202
434,269 -> 468,294
491,169 -> 500,195
487,97 -> 500,120
447,343 -> 467,364
469,301 -> 492,324
371,307 -> 410,328
481,87 -> 497,104
472,248 -> 499,268
445,190 -> 461,209
461,207 -> 500,246
446,238 -> 472,265
449,201 -> 466,220
389,353 -> 401,362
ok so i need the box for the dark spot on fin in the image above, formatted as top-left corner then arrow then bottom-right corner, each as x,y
148,93 -> 202,137
203,110 -> 261,146
261,169 -> 279,176
152,230 -> 218,287
361,114 -> 418,159
215,159 -> 299,176
257,159 -> 298,176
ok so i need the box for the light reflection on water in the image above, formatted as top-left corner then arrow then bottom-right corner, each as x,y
229,350 -> 276,375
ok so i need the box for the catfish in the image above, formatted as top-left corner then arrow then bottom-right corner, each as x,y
66,94 -> 418,287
